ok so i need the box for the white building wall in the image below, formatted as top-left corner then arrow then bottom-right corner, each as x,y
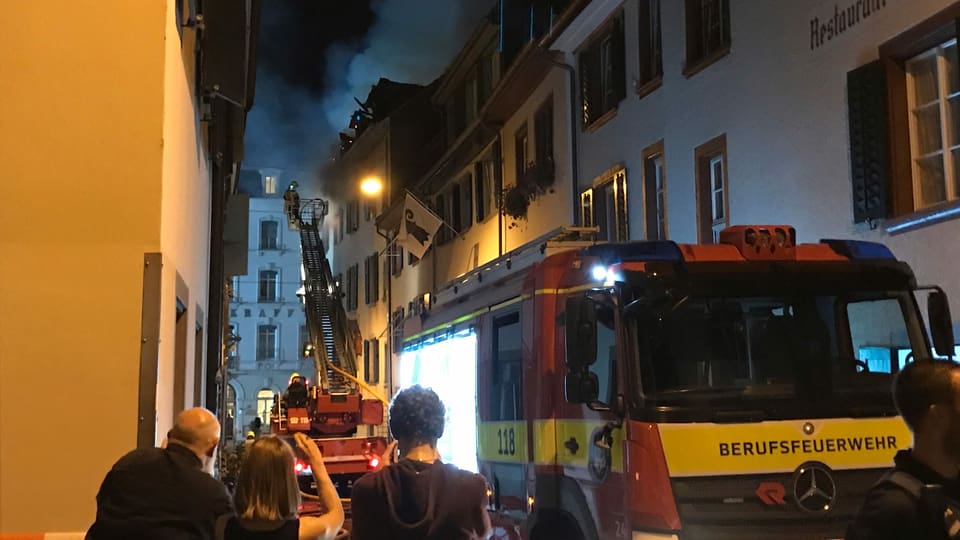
325,140 -> 391,421
227,194 -> 311,439
502,68 -> 578,252
556,0 -> 960,322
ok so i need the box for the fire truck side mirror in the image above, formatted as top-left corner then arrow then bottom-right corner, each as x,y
565,370 -> 599,404
565,296 -> 598,368
564,296 -> 600,404
928,290 -> 955,357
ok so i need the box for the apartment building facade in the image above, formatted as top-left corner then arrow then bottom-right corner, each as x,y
226,170 -> 313,440
551,0 -> 959,330
326,79 -> 441,416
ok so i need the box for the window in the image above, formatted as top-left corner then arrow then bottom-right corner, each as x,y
465,77 -> 478,127
534,96 -> 554,185
848,298 -> 910,373
475,151 -> 497,223
256,389 -> 274,427
446,84 -> 468,143
264,175 -> 277,194
389,242 -> 404,276
905,40 -> 960,208
346,264 -> 359,311
364,199 -> 376,222
392,307 -> 405,354
478,43 -> 500,107
230,276 -> 241,302
638,0 -> 663,93
256,325 -> 277,360
581,169 -> 629,241
491,312 -> 522,421
364,338 -> 381,384
514,124 -> 528,182
347,200 -> 360,233
259,220 -> 279,250
592,302 -> 616,404
695,135 -> 728,243
299,324 -> 310,355
336,208 -> 344,244
642,141 -> 667,240
364,252 -> 379,305
870,4 -> 960,220
579,14 -> 625,128
436,195 -> 450,245
258,270 -> 278,302
684,0 -> 730,75
459,174 -> 473,231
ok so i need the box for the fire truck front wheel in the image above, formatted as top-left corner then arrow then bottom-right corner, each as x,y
529,510 -> 585,540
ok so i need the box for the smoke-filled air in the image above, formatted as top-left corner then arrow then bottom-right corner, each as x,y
244,0 -> 496,197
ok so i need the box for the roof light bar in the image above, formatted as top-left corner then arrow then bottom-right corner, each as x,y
820,239 -> 895,260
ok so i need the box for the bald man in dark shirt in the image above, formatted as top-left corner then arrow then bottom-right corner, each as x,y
86,408 -> 233,539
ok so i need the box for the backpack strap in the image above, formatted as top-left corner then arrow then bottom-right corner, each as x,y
876,469 -> 925,500
214,513 -> 232,540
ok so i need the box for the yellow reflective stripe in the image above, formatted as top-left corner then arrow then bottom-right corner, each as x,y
533,283 -> 598,296
659,417 -> 911,476
489,295 -> 527,313
553,419 -> 624,472
405,284 -> 598,344
402,307 -> 488,343
478,421 -> 527,463
531,419 -> 558,464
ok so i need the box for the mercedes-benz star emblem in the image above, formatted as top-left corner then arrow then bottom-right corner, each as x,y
792,462 -> 837,513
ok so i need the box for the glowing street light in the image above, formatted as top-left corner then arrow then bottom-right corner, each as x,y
360,176 -> 383,196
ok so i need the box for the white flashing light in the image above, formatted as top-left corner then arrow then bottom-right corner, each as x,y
590,265 -> 608,281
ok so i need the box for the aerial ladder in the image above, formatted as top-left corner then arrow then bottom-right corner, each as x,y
270,185 -> 387,500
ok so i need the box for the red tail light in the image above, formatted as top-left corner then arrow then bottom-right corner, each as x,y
368,456 -> 380,469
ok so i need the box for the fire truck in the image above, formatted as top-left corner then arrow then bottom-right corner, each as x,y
397,225 -> 955,540
271,193 -> 387,500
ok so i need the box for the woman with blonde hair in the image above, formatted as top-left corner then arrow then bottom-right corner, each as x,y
219,432 -> 344,540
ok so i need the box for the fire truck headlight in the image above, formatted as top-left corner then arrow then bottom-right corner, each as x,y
590,265 -> 607,281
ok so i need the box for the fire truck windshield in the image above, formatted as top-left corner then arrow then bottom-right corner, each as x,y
627,288 -> 930,420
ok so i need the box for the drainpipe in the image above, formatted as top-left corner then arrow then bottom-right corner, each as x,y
550,58 -> 580,226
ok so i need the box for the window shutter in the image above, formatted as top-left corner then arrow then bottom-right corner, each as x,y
847,60 -> 890,223
371,338 -> 380,384
363,340 -> 371,383
580,45 -> 602,126
363,256 -> 370,305
612,16 -> 627,103
371,252 -> 379,303
475,162 -> 486,221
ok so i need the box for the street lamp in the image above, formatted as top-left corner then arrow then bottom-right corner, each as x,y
360,176 -> 383,196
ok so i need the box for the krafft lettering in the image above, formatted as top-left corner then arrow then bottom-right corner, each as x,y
717,435 -> 897,457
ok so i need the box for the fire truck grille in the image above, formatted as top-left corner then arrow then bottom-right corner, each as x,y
670,468 -> 884,539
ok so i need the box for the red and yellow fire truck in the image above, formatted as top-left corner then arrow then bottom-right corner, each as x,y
397,225 -> 955,540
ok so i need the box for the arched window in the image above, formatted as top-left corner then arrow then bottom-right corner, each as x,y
224,384 -> 237,440
256,389 -> 274,428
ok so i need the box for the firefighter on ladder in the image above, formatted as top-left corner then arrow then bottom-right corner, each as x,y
283,181 -> 300,226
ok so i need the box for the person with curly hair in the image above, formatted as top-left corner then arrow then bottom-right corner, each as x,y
350,385 -> 491,540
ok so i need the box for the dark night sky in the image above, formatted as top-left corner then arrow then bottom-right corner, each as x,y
256,2 -> 375,98
243,0 -> 495,186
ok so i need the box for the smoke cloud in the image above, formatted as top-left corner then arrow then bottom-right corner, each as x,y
243,0 -> 496,195
320,0 -> 496,130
